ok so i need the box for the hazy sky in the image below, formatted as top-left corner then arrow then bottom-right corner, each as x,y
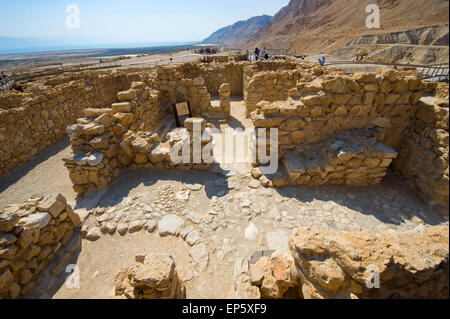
1,0 -> 290,43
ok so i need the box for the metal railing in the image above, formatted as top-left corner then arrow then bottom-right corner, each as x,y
416,64 -> 449,82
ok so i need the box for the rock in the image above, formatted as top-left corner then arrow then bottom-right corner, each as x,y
176,190 -> 190,201
105,222 -> 117,234
144,220 -> 157,233
19,213 -> 52,229
249,263 -> 265,286
37,193 -> 67,218
117,223 -> 129,235
87,152 -> 103,166
266,231 -> 289,252
186,230 -> 201,246
86,227 -> 102,241
112,102 -> 132,113
0,268 -> 14,294
289,226 -> 450,299
185,183 -> 203,191
115,253 -> 185,299
245,223 -> 259,241
0,233 -> 17,247
180,226 -> 194,240
129,220 -> 144,233
185,212 -> 202,224
190,244 -> 209,272
158,215 -> 184,237
0,211 -> 20,233
248,180 -> 261,189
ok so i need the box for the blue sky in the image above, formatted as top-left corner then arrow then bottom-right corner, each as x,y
1,0 -> 289,43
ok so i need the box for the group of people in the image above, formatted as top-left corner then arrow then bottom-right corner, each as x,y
251,47 -> 275,61
194,48 -> 218,55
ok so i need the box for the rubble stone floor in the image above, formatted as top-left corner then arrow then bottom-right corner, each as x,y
1,101 -> 448,299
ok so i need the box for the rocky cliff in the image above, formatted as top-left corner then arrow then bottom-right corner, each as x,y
203,15 -> 272,45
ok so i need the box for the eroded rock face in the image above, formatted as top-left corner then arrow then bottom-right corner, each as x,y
289,226 -> 449,299
115,253 -> 185,299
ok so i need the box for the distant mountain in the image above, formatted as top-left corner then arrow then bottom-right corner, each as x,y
203,15 -> 272,45
235,0 -> 450,54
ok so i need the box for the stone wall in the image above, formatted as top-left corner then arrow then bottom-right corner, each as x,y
0,194 -> 80,299
288,226 -> 449,299
180,62 -> 246,96
64,72 -> 215,194
394,97 -> 449,215
0,71 -> 140,177
282,130 -> 398,187
250,67 -> 424,154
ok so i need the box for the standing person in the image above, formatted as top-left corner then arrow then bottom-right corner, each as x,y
318,54 -> 326,66
254,47 -> 260,61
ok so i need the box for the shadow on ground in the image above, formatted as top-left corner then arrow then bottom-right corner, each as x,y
269,170 -> 444,227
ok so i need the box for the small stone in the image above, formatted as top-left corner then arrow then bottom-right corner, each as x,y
186,230 -> 201,246
180,226 -> 194,240
158,215 -> 185,237
144,220 -> 157,233
185,184 -> 203,191
117,223 -> 129,235
248,180 -> 261,189
176,190 -> 190,201
245,223 -> 259,241
105,222 -> 117,234
86,227 -> 102,241
19,213 -> 52,229
129,220 -> 144,233
87,152 -> 103,166
37,193 -> 67,218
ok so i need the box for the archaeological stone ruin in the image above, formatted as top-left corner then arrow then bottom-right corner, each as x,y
1,57 -> 449,299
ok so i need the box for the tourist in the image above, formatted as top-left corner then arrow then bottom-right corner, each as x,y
1,71 -> 6,79
318,54 -> 326,66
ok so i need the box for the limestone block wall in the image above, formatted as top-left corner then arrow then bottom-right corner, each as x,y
244,61 -> 327,113
64,73 -> 214,194
393,98 -> 449,214
64,79 -> 166,194
0,194 -> 80,299
152,66 -> 211,115
0,71 -> 140,177
282,130 -> 398,187
180,61 -> 247,96
250,68 -> 424,155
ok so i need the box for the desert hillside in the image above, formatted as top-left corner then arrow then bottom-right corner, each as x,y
203,15 -> 272,45
235,0 -> 450,55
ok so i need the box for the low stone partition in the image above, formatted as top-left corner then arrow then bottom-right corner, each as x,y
0,70 -> 140,177
281,130 -> 398,186
115,253 -> 185,299
243,61 -> 317,113
394,97 -> 449,215
0,194 -> 81,299
246,226 -> 449,299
